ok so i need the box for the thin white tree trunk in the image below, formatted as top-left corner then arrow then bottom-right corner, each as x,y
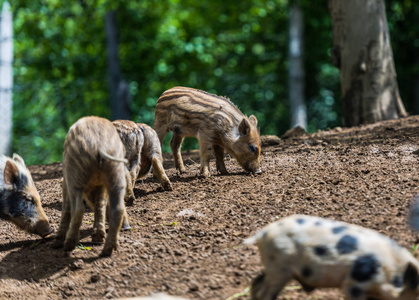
0,1 -> 13,155
288,0 -> 306,129
329,0 -> 407,126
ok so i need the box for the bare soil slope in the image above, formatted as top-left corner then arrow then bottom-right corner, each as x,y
1,116 -> 418,300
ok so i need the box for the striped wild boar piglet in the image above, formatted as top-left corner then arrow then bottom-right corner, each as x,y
113,120 -> 145,206
154,86 -> 261,177
54,116 -> 128,257
136,123 -> 172,191
245,214 -> 419,300
0,154 -> 53,238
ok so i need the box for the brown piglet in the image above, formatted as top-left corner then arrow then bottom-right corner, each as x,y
0,154 -> 53,238
154,86 -> 262,177
136,123 -> 172,191
53,116 -> 128,257
112,119 -> 144,205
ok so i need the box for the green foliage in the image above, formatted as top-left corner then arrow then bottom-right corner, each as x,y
5,0 -> 418,164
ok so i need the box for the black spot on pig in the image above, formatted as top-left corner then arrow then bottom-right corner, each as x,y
351,255 -> 379,282
403,262 -> 419,290
299,281 -> 315,293
392,275 -> 403,288
301,266 -> 313,278
313,246 -> 328,256
336,235 -> 358,254
7,192 -> 34,218
314,221 -> 322,226
252,272 -> 265,286
348,286 -> 363,298
262,231 -> 268,239
332,226 -> 347,234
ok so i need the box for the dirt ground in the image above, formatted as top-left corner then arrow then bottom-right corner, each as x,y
0,115 -> 419,300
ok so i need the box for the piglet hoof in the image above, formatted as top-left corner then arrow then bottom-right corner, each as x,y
100,243 -> 117,257
162,181 -> 173,191
100,248 -> 113,257
52,238 -> 64,249
121,225 -> 132,231
91,232 -> 105,244
177,166 -> 186,174
63,239 -> 77,252
217,169 -> 229,175
121,220 -> 132,231
199,171 -> 211,178
125,195 -> 135,207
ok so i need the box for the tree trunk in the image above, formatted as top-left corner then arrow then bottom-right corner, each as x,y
329,0 -> 407,127
288,0 -> 307,129
415,56 -> 419,115
0,1 -> 13,155
105,11 -> 131,121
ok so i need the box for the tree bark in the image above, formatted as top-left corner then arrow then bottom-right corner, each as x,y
0,1 -> 13,155
329,0 -> 407,127
105,11 -> 131,121
288,0 -> 307,129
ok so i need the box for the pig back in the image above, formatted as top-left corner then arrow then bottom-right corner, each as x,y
63,116 -> 125,184
155,87 -> 245,137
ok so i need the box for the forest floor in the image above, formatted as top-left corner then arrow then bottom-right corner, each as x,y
0,115 -> 419,300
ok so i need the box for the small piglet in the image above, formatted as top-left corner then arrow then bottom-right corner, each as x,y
245,214 -> 419,300
154,86 -> 261,177
54,116 -> 128,257
0,154 -> 53,237
113,119 -> 144,205
136,123 -> 172,191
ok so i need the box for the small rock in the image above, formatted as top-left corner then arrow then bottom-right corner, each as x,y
67,281 -> 75,291
188,281 -> 199,292
70,259 -> 84,270
90,274 -> 100,283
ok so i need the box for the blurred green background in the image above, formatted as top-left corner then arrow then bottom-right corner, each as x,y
8,0 -> 418,164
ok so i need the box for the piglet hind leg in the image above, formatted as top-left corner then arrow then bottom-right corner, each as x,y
91,186 -> 106,244
63,189 -> 85,252
124,168 -> 136,206
151,156 -> 172,191
170,133 -> 186,173
199,139 -> 212,177
52,181 -> 71,249
251,271 -> 291,300
100,186 -> 125,257
213,144 -> 228,175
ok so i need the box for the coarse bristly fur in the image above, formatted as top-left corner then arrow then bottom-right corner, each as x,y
113,119 -> 144,205
137,123 -> 172,191
53,116 -> 128,257
244,212 -> 419,300
154,86 -> 262,177
0,154 -> 53,237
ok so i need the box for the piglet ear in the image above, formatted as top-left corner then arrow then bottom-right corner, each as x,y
239,118 -> 251,136
249,115 -> 258,127
4,160 -> 19,188
12,153 -> 26,167
403,262 -> 419,290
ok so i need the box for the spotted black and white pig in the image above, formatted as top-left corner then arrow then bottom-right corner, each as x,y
244,214 -> 419,300
0,154 -> 53,237
154,86 -> 261,177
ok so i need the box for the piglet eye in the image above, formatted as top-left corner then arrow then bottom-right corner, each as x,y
27,196 -> 35,203
249,144 -> 258,153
